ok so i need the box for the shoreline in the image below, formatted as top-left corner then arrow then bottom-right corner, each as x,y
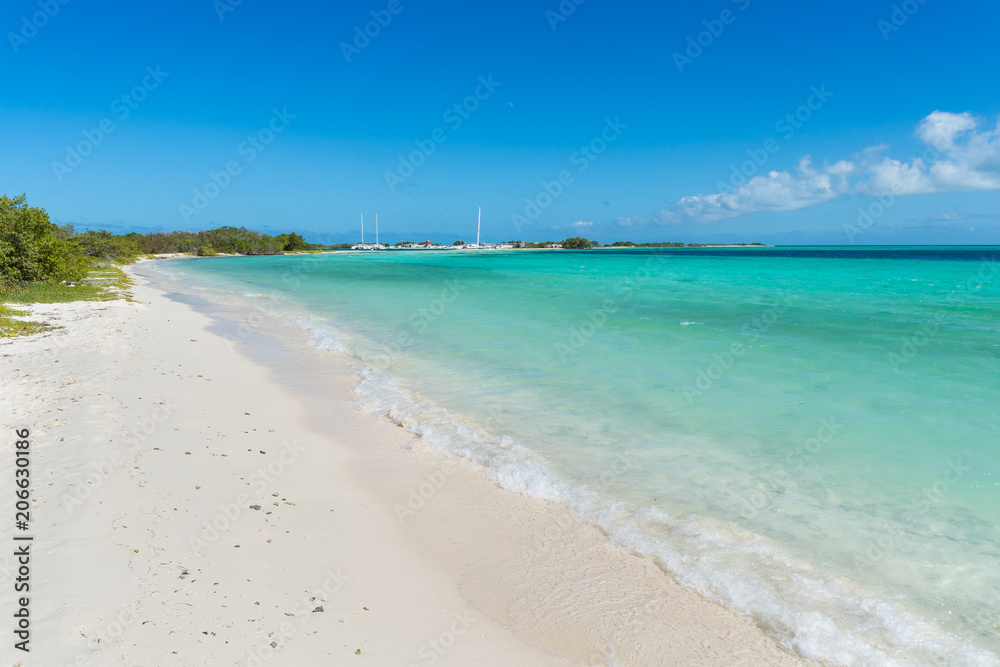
1,260 -> 801,665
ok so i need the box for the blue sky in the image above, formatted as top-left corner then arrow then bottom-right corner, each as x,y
2,0 -> 999,245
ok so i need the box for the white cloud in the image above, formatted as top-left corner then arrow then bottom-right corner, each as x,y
614,215 -> 649,228
867,111 -> 1000,195
916,111 -> 977,150
927,212 -> 965,221
631,110 -> 1000,226
922,211 -> 1000,223
632,157 -> 855,226
552,220 -> 595,231
867,157 -> 933,195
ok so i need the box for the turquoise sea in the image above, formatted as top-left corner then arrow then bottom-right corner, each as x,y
150,247 -> 1000,665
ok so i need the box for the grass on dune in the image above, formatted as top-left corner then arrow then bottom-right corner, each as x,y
0,303 -> 53,337
3,265 -> 133,303
4,281 -> 108,303
0,265 -> 134,338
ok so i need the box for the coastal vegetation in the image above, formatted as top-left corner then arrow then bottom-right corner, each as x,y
1,193 -> 318,290
0,193 -> 308,336
560,236 -> 600,249
130,227 -> 289,256
0,263 -> 135,338
0,194 -> 89,286
0,303 -> 49,337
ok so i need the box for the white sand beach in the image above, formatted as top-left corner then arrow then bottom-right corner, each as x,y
0,261 -> 803,666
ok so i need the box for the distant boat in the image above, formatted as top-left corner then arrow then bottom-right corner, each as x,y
351,213 -> 369,250
462,207 -> 484,249
352,213 -> 385,251
373,213 -> 385,250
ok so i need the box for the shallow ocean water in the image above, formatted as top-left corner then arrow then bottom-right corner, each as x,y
155,246 -> 1000,665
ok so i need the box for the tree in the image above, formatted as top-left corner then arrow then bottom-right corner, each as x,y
71,230 -> 140,263
287,232 -> 307,251
560,236 -> 593,250
275,232 -> 307,251
0,194 -> 88,285
202,226 -> 283,255
53,223 -> 75,241
453,240 -> 465,246
134,231 -> 179,254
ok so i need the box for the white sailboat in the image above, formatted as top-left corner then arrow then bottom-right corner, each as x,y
351,214 -> 368,250
373,213 -> 386,250
462,207 -> 483,249
352,213 -> 385,250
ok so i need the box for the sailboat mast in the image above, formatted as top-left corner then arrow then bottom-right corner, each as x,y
376,214 -> 379,246
361,213 -> 364,245
477,207 -> 481,246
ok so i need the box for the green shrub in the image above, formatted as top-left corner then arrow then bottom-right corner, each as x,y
0,194 -> 89,286
71,230 -> 140,263
275,232 -> 307,251
560,236 -> 594,250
